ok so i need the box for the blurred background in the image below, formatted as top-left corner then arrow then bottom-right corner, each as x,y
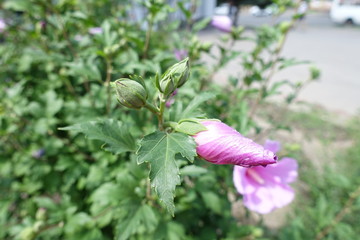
1,0 -> 360,240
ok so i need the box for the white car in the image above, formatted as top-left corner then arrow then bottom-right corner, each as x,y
249,6 -> 274,17
330,0 -> 360,25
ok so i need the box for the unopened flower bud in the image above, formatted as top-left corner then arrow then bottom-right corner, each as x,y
193,120 -> 277,167
35,208 -> 46,221
19,227 -> 36,240
159,58 -> 189,96
211,15 -> 232,33
112,78 -> 148,109
279,21 -> 292,33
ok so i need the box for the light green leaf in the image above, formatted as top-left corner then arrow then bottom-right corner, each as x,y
193,18 -> 211,32
174,120 -> 207,135
153,221 -> 186,240
137,131 -> 197,215
65,212 -> 94,234
3,0 -> 31,11
116,204 -> 158,240
201,191 -> 222,214
43,90 -> 63,117
279,58 -> 310,70
179,92 -> 215,120
59,119 -> 136,154
180,165 -> 208,176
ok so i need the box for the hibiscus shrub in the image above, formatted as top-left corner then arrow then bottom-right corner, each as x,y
0,1 -> 343,240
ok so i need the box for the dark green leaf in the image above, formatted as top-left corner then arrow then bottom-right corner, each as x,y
201,191 -> 222,214
153,221 -> 186,240
59,119 -> 136,154
116,204 -> 158,240
137,131 -> 197,215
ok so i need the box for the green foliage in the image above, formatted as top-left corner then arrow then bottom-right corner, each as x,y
3,0 -> 355,239
60,119 -> 136,154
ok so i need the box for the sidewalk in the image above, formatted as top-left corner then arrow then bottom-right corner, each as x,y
198,12 -> 360,115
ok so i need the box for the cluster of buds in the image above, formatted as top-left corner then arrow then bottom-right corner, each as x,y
112,58 -> 190,109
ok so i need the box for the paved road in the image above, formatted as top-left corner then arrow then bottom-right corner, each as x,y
199,11 -> 360,115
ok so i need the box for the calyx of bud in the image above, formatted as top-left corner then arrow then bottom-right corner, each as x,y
112,78 -> 148,109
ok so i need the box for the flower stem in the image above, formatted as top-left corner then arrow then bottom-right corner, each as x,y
144,101 -> 159,115
158,94 -> 166,131
105,57 -> 113,116
163,121 -> 178,129
143,15 -> 154,59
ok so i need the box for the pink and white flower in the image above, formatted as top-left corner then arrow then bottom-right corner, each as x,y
233,140 -> 298,214
211,15 -> 232,33
0,19 -> 6,33
88,27 -> 103,35
174,49 -> 188,61
193,121 -> 277,167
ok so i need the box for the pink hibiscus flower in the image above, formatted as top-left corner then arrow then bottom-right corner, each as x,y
174,49 -> 188,61
0,19 -> 6,33
88,27 -> 103,35
211,15 -> 232,33
193,121 -> 277,167
233,140 -> 298,214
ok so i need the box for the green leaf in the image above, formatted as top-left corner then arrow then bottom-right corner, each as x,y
3,0 -> 31,11
177,2 -> 191,20
116,204 -> 158,240
201,191 -> 222,214
192,18 -> 211,32
279,58 -> 310,70
153,221 -> 186,240
180,165 -> 208,176
59,119 -> 136,154
43,90 -> 63,117
174,120 -> 207,135
65,212 -> 94,234
137,131 -> 197,215
179,92 -> 215,120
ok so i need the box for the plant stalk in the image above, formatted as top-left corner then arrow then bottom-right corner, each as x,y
143,15 -> 154,59
105,57 -> 113,115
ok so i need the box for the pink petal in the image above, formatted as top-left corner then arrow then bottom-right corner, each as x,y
0,19 -> 6,32
233,166 -> 257,195
174,49 -> 188,61
264,139 -> 281,153
88,27 -> 103,35
211,15 -> 232,33
256,158 -> 298,184
243,183 -> 295,214
194,121 -> 277,167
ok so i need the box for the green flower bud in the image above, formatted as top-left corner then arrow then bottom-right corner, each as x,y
200,42 -> 212,52
159,58 -> 189,96
35,208 -> 46,221
19,227 -> 36,240
310,66 -> 321,80
112,78 -> 148,109
279,21 -> 292,33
